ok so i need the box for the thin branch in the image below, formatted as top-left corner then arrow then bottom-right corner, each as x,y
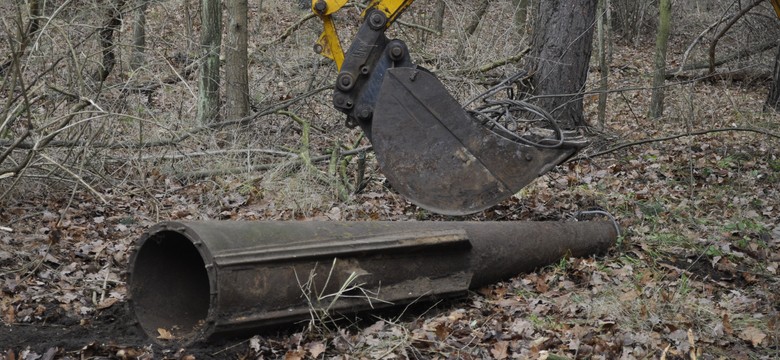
453,47 -> 531,75
708,0 -> 764,74
0,85 -> 334,150
261,13 -> 316,47
129,148 -> 298,161
672,40 -> 777,74
396,19 -> 440,35
575,127 -> 780,160
179,146 -> 372,178
38,153 -> 107,204
677,11 -> 733,73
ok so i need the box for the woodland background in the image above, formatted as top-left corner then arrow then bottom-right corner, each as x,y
1,0 -> 780,358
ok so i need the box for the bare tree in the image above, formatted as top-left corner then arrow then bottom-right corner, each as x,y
225,0 -> 249,120
596,0 -> 609,128
197,0 -> 222,124
0,0 -> 41,76
94,0 -> 125,82
526,0 -> 597,129
766,44 -> 780,112
465,0 -> 491,37
130,0 -> 150,70
648,0 -> 671,119
611,0 -> 654,45
433,0 -> 445,34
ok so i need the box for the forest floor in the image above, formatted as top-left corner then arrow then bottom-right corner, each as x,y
2,1 -> 780,359
2,87 -> 779,359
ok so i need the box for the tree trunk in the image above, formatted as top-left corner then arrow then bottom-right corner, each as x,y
225,0 -> 249,120
433,0 -> 445,35
130,0 -> 149,71
611,0 -> 651,43
527,0 -> 597,129
0,0 -> 41,76
765,43 -> 780,112
94,0 -> 125,82
465,0 -> 490,37
184,0 -> 195,52
197,0 -> 222,124
597,0 -> 608,128
647,0 -> 671,119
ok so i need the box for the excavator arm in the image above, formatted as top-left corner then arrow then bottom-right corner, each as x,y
311,0 -> 586,215
309,0 -> 779,215
312,0 -> 412,70
312,0 -> 780,215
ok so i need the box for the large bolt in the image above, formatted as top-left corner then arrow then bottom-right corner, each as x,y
337,73 -> 354,91
313,43 -> 323,54
313,0 -> 327,14
334,95 -> 353,110
357,105 -> 373,120
368,11 -> 386,30
389,44 -> 404,61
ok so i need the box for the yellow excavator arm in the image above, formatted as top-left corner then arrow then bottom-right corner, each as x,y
772,0 -> 780,17
312,0 -> 413,70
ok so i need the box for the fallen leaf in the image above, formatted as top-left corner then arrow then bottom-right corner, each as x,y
116,348 -> 145,360
249,335 -> 262,352
307,341 -> 326,358
739,326 -> 766,347
434,323 -> 450,340
284,349 -> 305,360
96,297 -> 118,310
4,304 -> 15,324
687,328 -> 697,360
722,313 -> 733,336
490,341 -> 509,360
157,328 -> 175,340
619,289 -> 638,302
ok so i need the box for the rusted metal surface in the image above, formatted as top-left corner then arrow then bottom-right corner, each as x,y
127,221 -> 616,345
372,67 -> 582,215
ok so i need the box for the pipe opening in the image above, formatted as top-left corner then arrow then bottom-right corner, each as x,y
130,230 -> 211,342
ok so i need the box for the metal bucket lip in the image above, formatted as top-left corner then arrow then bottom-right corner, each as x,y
127,221 -> 218,346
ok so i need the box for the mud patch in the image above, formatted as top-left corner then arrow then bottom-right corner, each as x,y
0,304 -> 258,359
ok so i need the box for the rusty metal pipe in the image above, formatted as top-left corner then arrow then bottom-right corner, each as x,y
127,221 -> 616,345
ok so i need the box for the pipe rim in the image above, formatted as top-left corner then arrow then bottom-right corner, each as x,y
127,222 -> 217,345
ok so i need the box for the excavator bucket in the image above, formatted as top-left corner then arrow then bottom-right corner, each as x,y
314,6 -> 586,214
372,68 -> 581,215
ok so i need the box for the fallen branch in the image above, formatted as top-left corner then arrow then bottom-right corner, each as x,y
38,153 -> 107,204
396,19 -> 440,35
178,146 -> 372,178
126,148 -> 298,162
707,0 -> 764,74
454,47 -> 531,75
260,13 -> 316,48
574,127 -> 780,160
116,53 -> 199,96
677,10 -> 733,73
666,68 -> 772,82
670,40 -> 777,74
